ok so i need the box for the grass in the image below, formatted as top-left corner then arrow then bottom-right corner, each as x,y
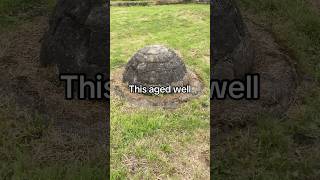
0,0 -> 49,15
2,0 -> 318,179
111,0 -> 151,1
240,0 -> 320,79
110,4 -> 210,179
212,0 -> 320,179
0,98 -> 107,179
0,1 -> 108,179
0,0 -> 55,31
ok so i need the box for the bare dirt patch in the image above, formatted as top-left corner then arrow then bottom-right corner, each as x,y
310,0 -> 320,13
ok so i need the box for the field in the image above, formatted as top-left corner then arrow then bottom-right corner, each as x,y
0,0 -> 107,179
110,4 -> 210,179
212,0 -> 320,179
0,0 -> 319,179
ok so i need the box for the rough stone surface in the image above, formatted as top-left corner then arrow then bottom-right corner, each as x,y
123,45 -> 187,86
211,0 -> 254,79
40,0 -> 109,79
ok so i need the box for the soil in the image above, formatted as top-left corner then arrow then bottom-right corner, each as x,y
310,0 -> 320,13
0,17 -> 107,142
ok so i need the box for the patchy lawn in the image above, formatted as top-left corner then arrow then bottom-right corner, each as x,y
213,0 -> 320,179
110,4 -> 210,179
0,1 -> 107,179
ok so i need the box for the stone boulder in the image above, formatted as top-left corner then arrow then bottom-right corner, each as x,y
40,0 -> 109,79
211,0 -> 254,79
123,45 -> 187,86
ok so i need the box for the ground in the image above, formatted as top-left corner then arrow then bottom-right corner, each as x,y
0,0 -> 319,179
212,0 -> 320,179
110,4 -> 210,179
0,1 -> 107,179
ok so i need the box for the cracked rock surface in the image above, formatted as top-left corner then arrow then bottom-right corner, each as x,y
40,0 -> 109,79
123,45 -> 187,86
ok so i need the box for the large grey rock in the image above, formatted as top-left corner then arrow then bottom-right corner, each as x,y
40,0 -> 109,79
123,45 -> 187,86
211,0 -> 254,79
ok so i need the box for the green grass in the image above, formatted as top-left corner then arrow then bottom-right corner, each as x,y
111,4 -> 210,179
239,0 -> 320,79
0,0 -> 55,31
0,1 -> 108,179
0,100 -> 107,179
3,0 -> 318,179
213,0 -> 320,179
0,0 -> 45,15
